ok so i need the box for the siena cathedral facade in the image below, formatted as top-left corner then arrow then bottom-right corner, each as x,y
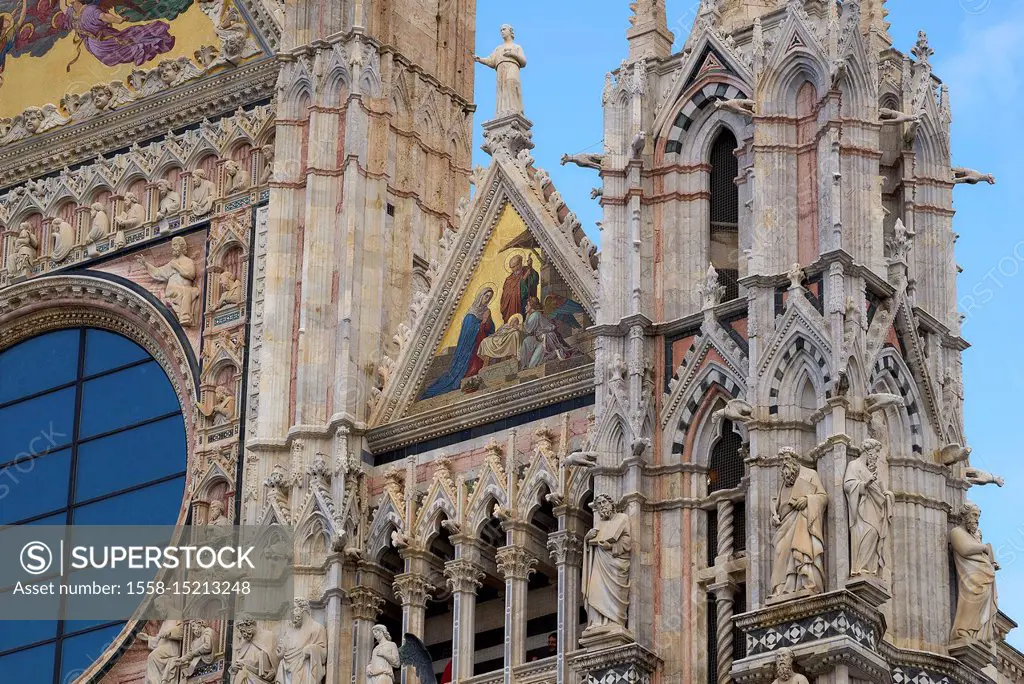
0,0 -> 1020,682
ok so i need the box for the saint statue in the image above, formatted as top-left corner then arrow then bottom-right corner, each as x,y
156,179 -> 181,219
136,236 -> 201,326
51,216 -> 76,262
115,192 -> 147,230
276,599 -> 328,684
190,169 -> 216,215
174,620 -> 215,677
366,624 -> 401,684
229,616 -> 279,684
224,159 -> 251,194
950,501 -> 999,643
582,494 -> 632,633
844,438 -> 894,578
14,223 -> 38,275
475,24 -> 527,118
86,202 -> 110,243
499,254 -> 539,323
770,448 -> 827,599
138,597 -> 184,684
217,270 -> 244,308
770,648 -> 809,684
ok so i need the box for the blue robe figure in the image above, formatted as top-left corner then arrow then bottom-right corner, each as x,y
422,288 -> 496,399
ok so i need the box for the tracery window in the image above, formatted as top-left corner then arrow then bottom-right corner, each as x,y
0,328 -> 186,683
709,129 -> 740,301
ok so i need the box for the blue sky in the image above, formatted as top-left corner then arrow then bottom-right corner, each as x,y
473,1 -> 1024,647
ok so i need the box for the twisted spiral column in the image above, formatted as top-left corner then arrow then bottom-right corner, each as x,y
711,582 -> 736,684
716,498 -> 735,560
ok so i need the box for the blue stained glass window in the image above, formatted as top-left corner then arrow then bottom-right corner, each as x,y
0,329 -> 79,404
0,328 -> 186,682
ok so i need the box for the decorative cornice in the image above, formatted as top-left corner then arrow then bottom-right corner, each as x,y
0,59 -> 278,189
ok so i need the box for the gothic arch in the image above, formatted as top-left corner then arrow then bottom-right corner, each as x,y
367,498 -> 404,560
762,57 -> 827,116
765,334 -> 831,415
661,79 -> 749,158
669,364 -> 744,458
871,349 -> 925,455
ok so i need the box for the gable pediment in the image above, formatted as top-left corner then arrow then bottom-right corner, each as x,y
367,157 -> 597,448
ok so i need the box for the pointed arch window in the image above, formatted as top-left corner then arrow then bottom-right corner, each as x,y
709,129 -> 740,301
707,419 -> 743,494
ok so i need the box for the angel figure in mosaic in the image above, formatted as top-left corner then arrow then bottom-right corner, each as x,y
0,0 -> 190,89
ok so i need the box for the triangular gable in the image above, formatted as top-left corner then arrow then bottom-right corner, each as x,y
654,29 -> 753,140
369,158 -> 597,433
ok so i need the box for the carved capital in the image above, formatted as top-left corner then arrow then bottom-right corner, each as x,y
392,572 -> 432,609
547,532 -> 584,567
348,586 -> 385,622
495,545 -> 538,581
444,559 -> 485,594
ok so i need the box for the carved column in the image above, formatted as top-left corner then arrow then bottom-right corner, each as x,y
716,498 -> 734,561
444,557 -> 484,682
349,586 -> 385,684
709,580 -> 737,684
495,545 -> 537,678
393,572 -> 431,639
547,531 -> 584,684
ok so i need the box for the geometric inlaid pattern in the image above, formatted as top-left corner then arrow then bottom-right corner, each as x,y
672,367 -> 743,455
744,609 -> 879,656
872,353 -> 924,454
585,663 -> 653,684
767,335 -> 831,416
890,667 -> 954,684
664,81 -> 748,155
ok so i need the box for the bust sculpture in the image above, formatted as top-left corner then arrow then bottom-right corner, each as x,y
475,24 -> 527,117
771,648 -> 809,684
770,448 -> 827,599
217,270 -> 243,308
50,216 -> 76,262
14,223 -> 38,275
582,494 -> 632,634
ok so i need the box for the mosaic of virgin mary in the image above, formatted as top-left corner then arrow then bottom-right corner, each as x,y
0,0 -> 187,83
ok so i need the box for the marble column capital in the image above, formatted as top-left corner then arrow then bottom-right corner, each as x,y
547,531 -> 584,567
347,585 -> 385,621
444,558 -> 485,594
393,572 -> 432,609
496,545 -> 538,581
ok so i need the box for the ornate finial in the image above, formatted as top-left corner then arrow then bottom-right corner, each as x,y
698,263 -> 726,310
627,0 -> 673,61
912,30 -> 933,65
787,263 -> 805,290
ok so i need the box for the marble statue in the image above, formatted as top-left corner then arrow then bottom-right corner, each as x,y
366,624 -> 401,684
13,223 -> 38,275
950,501 -> 999,643
156,179 -> 181,219
770,448 -> 827,599
582,494 -> 632,633
224,159 -> 250,194
276,599 -> 328,684
174,620 -> 215,676
844,439 -> 894,578
259,144 -> 275,184
217,270 -> 244,308
201,385 -> 237,423
136,236 -> 200,326
475,24 -> 527,117
560,151 -> 604,170
139,613 -> 184,684
229,617 -> 279,684
115,192 -> 147,230
86,202 -> 110,243
952,167 -> 996,185
190,169 -> 216,215
50,216 -> 76,261
771,648 -> 809,684
207,499 -> 232,529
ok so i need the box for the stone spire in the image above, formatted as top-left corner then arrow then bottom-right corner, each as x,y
627,0 -> 674,61
860,0 -> 893,49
